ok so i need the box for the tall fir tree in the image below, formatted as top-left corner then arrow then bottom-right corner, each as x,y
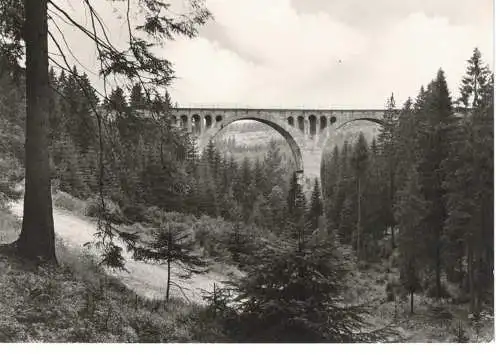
415,69 -> 454,298
308,177 -> 323,231
351,133 -> 369,258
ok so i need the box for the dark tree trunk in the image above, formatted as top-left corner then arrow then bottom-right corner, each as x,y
17,0 -> 56,263
410,291 -> 414,314
435,238 -> 441,298
390,225 -> 395,250
166,232 -> 172,301
389,161 -> 396,250
356,177 -> 361,258
166,258 -> 171,301
467,243 -> 478,315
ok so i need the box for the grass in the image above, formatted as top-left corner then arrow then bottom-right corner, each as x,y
52,190 -> 89,216
0,208 -> 20,244
3,194 -> 494,343
342,248 -> 495,343
0,209 -> 210,343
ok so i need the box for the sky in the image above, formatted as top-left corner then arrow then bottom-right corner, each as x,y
52,0 -> 494,109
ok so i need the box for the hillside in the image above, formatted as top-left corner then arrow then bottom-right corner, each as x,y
1,195 -> 494,342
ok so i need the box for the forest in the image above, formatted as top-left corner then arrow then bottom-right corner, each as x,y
0,0 -> 495,344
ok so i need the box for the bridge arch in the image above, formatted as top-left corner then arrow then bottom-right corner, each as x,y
170,108 -> 388,192
200,116 -> 304,174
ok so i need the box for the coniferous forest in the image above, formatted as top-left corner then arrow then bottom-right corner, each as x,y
0,0 -> 495,345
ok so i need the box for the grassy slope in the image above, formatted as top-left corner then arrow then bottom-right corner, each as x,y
342,250 -> 495,343
0,208 -> 208,343
1,201 -> 494,343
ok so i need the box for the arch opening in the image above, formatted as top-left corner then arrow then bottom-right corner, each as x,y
181,115 -> 188,130
308,115 -> 317,136
215,115 -> 223,128
287,116 -> 294,126
171,115 -> 177,127
192,114 -> 201,135
205,115 -> 212,129
320,116 -> 327,131
330,116 -> 337,125
297,116 -> 305,133
204,117 -> 304,173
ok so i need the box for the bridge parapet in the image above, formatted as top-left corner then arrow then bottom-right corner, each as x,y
168,108 -> 386,138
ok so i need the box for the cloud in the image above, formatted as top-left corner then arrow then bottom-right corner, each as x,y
165,0 -> 493,108
48,0 -> 493,109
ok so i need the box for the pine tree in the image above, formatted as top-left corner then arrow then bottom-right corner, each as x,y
131,220 -> 207,301
443,48 -> 494,314
458,48 -> 492,110
263,140 -> 285,195
351,133 -> 369,258
322,146 -> 340,234
416,69 -> 454,298
308,177 -> 323,231
396,166 -> 425,313
129,83 -> 146,110
222,218 -> 391,342
378,93 -> 398,248
266,185 -> 286,234
16,0 -> 57,262
393,97 -> 416,192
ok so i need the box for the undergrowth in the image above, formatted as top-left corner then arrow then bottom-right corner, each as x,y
0,206 -> 211,343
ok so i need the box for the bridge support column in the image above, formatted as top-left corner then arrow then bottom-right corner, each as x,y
301,144 -> 323,196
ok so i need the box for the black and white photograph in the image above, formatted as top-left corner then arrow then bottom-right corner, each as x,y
0,0 -> 495,346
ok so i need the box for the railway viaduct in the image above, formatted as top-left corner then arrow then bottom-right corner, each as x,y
167,108 -> 386,190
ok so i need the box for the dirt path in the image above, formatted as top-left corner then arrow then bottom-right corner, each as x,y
8,199 -> 227,304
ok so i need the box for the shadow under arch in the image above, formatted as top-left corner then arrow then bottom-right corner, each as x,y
201,116 -> 304,174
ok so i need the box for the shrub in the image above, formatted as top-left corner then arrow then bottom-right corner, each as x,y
122,203 -> 148,224
52,190 -> 88,215
85,197 -> 124,224
212,225 -> 393,343
143,206 -> 164,225
385,277 -> 403,302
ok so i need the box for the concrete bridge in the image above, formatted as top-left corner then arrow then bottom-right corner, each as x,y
167,108 -> 386,189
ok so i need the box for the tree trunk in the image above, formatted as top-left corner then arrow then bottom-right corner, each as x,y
467,243 -> 477,315
389,160 -> 396,249
166,258 -> 171,301
166,232 -> 172,302
390,225 -> 395,250
410,291 -> 414,314
356,177 -> 361,258
17,0 -> 56,263
435,239 -> 441,298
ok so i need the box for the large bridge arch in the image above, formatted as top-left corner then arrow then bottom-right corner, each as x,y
168,108 -> 388,192
199,116 -> 304,175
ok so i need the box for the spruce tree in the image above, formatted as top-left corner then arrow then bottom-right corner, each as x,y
378,93 -> 398,248
443,48 -> 494,313
129,83 -> 146,110
396,166 -> 425,313
222,213 -> 391,342
416,69 -> 454,298
308,177 -> 323,231
351,133 -> 369,258
458,48 -> 492,110
131,220 -> 207,302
